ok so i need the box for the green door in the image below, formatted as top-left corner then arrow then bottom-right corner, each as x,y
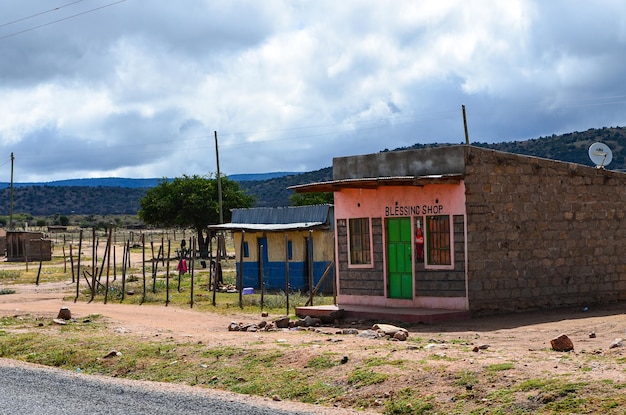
386,218 -> 413,299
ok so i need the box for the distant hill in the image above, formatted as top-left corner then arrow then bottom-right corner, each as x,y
237,167 -> 333,207
401,126 -> 626,170
1,126 -> 625,216
0,172 -> 302,189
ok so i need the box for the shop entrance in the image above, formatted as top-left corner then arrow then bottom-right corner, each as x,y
386,217 -> 413,299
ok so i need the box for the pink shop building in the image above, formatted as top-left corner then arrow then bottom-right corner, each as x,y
292,145 -> 626,322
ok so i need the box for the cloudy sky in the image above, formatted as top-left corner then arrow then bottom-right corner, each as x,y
1,0 -> 626,182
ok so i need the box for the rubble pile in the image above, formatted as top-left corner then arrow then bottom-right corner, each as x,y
226,317 -> 411,342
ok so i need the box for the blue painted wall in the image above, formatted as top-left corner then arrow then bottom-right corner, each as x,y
239,260 -> 334,293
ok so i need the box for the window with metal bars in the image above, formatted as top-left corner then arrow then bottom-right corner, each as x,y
348,217 -> 371,265
426,215 -> 451,265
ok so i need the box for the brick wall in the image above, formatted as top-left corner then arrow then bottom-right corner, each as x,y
337,218 -> 385,296
415,215 -> 466,297
465,146 -> 626,313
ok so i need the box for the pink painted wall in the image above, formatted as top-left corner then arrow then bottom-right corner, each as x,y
334,182 -> 468,310
335,183 -> 466,219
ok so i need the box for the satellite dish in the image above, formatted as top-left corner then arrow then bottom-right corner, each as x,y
588,142 -> 613,168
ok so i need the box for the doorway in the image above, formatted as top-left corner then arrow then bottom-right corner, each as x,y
386,217 -> 413,299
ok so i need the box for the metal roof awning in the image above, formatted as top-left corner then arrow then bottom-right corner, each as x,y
289,174 -> 464,193
208,222 -> 328,232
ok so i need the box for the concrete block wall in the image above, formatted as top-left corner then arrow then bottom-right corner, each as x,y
336,218 -> 385,296
464,146 -> 626,313
415,215 -> 466,297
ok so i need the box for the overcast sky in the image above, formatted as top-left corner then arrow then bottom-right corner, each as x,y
1,0 -> 626,182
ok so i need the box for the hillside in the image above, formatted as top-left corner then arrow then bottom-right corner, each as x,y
0,126 -> 624,217
0,172 -> 302,189
237,167 -> 332,207
403,126 -> 626,169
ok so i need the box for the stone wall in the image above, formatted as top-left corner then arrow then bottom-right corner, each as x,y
464,146 -> 626,313
415,215 -> 466,297
337,218 -> 385,296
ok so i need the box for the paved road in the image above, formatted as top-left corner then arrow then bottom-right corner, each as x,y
0,360 -> 319,415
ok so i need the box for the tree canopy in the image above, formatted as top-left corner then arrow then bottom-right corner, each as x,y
289,192 -> 333,206
138,174 -> 255,253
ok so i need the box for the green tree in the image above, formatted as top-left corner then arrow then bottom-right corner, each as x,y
138,174 -> 254,255
289,192 -> 333,206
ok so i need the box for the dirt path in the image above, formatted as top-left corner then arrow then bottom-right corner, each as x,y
2,279 -> 625,362
0,281 -> 264,344
1,278 -> 626,413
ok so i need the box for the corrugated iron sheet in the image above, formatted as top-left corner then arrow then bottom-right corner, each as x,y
231,204 -> 332,225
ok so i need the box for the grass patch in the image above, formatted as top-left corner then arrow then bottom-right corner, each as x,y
453,369 -> 479,387
306,354 -> 339,369
485,362 -> 514,372
0,270 -> 22,281
348,368 -> 389,388
384,388 -> 434,415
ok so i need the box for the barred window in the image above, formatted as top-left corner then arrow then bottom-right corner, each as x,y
349,218 -> 371,265
426,215 -> 451,265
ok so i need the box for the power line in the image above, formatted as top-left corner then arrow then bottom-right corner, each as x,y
0,0 -> 127,41
0,0 -> 87,29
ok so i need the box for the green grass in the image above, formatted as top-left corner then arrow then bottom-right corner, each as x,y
3,249 -> 626,414
485,362 -> 514,372
348,368 -> 389,388
306,354 -> 339,369
384,388 -> 434,415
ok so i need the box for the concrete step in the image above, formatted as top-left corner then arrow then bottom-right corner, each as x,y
296,304 -> 470,324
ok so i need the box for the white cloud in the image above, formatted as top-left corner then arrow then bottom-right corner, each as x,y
0,0 -> 626,182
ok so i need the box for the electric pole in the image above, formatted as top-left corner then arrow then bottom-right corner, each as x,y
9,152 -> 14,230
462,104 -> 470,144
214,131 -> 223,224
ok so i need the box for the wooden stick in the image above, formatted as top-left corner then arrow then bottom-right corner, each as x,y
190,237 -> 196,308
239,230 -> 244,309
285,233 -> 290,316
259,242 -> 265,310
74,230 -> 83,302
151,241 -> 156,293
121,240 -> 129,302
141,233 -> 146,304
89,228 -> 96,303
165,239 -> 171,306
70,244 -> 75,283
104,227 -> 113,304
35,240 -> 43,285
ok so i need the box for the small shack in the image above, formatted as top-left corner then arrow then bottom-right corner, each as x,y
0,228 -> 6,256
291,145 -> 626,321
209,205 -> 335,293
6,231 -> 52,262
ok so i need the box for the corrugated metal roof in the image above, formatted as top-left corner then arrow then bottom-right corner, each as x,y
208,205 -> 333,233
289,174 -> 463,193
230,204 -> 332,225
209,222 -> 327,232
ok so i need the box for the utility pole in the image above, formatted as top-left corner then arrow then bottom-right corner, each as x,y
214,131 -> 223,224
9,152 -> 14,230
462,104 -> 470,144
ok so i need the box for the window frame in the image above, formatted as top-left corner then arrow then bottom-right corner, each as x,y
424,215 -> 454,269
347,217 -> 373,268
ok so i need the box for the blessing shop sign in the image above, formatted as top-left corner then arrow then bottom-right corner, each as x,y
385,203 -> 444,217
